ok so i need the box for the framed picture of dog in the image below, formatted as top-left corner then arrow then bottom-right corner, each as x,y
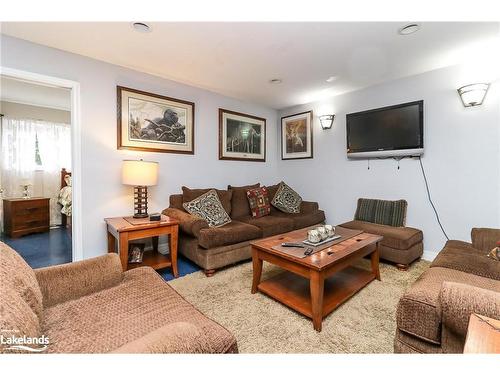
281,111 -> 313,160
117,86 -> 195,154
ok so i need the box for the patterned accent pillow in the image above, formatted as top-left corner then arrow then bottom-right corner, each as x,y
355,198 -> 407,227
183,189 -> 232,228
246,187 -> 271,218
271,182 -> 302,214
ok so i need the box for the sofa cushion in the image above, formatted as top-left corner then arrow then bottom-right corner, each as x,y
271,210 -> 325,230
182,186 -> 232,215
0,242 -> 43,320
354,198 -> 407,227
431,240 -> 500,280
228,183 -> 260,218
197,220 -> 262,249
237,215 -> 295,237
183,190 -> 232,228
0,243 -> 43,352
41,267 -> 237,353
396,266 -> 499,344
246,186 -> 271,218
271,181 -> 302,214
339,220 -> 422,250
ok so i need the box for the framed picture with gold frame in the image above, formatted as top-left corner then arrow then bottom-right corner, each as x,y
117,86 -> 195,154
281,111 -> 313,160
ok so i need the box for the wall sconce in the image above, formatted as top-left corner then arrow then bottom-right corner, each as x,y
319,114 -> 335,129
457,83 -> 490,107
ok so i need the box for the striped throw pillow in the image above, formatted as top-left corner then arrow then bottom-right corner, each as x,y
355,198 -> 407,227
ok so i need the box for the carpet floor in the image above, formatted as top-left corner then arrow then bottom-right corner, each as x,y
168,258 -> 429,353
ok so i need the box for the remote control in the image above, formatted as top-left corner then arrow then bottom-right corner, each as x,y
304,248 -> 314,256
281,242 -> 305,248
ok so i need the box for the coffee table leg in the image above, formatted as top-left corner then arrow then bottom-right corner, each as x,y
310,270 -> 324,332
251,247 -> 263,294
371,242 -> 381,281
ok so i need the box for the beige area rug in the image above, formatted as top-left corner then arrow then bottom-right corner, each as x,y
168,259 -> 429,353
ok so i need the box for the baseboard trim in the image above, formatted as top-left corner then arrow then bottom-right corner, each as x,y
422,250 -> 438,262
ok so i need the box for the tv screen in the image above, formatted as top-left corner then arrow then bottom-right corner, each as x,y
346,100 -> 424,158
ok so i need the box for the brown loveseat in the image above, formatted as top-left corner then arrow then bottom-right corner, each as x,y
0,241 -> 237,354
394,228 -> 500,353
163,183 -> 325,276
340,198 -> 423,270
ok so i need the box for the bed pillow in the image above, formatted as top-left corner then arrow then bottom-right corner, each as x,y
271,182 -> 302,214
183,189 -> 232,228
246,186 -> 271,218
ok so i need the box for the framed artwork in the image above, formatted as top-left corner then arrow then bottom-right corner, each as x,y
219,108 -> 266,162
117,86 -> 195,154
281,111 -> 313,160
128,243 -> 145,264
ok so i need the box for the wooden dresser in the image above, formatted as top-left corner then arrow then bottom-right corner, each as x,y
3,197 -> 50,238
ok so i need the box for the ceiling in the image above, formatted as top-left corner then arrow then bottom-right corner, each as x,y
1,22 -> 498,109
0,76 -> 71,110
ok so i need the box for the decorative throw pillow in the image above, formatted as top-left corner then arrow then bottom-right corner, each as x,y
227,183 -> 260,218
182,186 -> 232,215
355,198 -> 407,227
271,182 -> 302,214
488,242 -> 500,261
183,189 -> 232,228
246,187 -> 271,218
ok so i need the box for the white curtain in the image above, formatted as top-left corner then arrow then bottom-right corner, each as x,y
0,116 -> 71,228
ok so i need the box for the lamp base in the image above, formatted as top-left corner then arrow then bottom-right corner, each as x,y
133,186 -> 149,218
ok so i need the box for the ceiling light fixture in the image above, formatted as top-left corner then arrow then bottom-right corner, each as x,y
398,23 -> 420,35
457,83 -> 490,107
269,78 -> 282,84
326,76 -> 337,83
319,114 -> 335,130
132,22 -> 152,33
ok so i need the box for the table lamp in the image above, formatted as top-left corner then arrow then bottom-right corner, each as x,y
122,159 -> 159,218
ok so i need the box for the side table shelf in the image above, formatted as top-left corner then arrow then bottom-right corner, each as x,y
104,215 -> 179,277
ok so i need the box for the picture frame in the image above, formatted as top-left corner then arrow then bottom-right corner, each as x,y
219,108 -> 266,162
128,243 -> 145,264
117,86 -> 195,154
281,111 -> 313,160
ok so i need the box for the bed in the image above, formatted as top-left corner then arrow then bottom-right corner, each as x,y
58,168 -> 72,228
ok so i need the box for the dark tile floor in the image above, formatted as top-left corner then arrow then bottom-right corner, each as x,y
159,256 -> 200,281
1,227 -> 72,268
1,227 -> 201,279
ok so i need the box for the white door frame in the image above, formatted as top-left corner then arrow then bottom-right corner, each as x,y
0,66 -> 83,262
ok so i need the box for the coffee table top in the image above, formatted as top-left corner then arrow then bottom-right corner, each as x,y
251,227 -> 383,270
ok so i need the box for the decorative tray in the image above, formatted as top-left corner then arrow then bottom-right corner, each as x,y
302,235 -> 341,247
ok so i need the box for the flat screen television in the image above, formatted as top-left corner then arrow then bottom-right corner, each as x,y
346,100 -> 424,158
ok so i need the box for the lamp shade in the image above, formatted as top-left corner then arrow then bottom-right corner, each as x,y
122,160 -> 158,186
319,114 -> 335,129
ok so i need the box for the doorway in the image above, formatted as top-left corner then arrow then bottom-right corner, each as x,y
0,68 -> 82,267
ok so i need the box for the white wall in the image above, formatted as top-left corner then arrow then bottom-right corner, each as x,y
278,65 -> 500,260
1,35 -> 279,259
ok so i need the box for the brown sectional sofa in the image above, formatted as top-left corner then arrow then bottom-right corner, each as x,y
163,183 -> 325,276
0,241 -> 237,354
394,228 -> 500,353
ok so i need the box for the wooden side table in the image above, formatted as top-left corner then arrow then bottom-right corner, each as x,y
463,313 -> 500,353
104,215 -> 179,277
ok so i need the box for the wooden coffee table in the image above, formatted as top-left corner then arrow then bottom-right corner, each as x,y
250,227 -> 383,332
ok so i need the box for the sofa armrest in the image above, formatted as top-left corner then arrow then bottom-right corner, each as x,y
440,282 -> 500,337
112,322 -> 207,353
300,201 -> 319,214
471,228 -> 500,253
34,253 -> 123,308
163,207 -> 208,238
